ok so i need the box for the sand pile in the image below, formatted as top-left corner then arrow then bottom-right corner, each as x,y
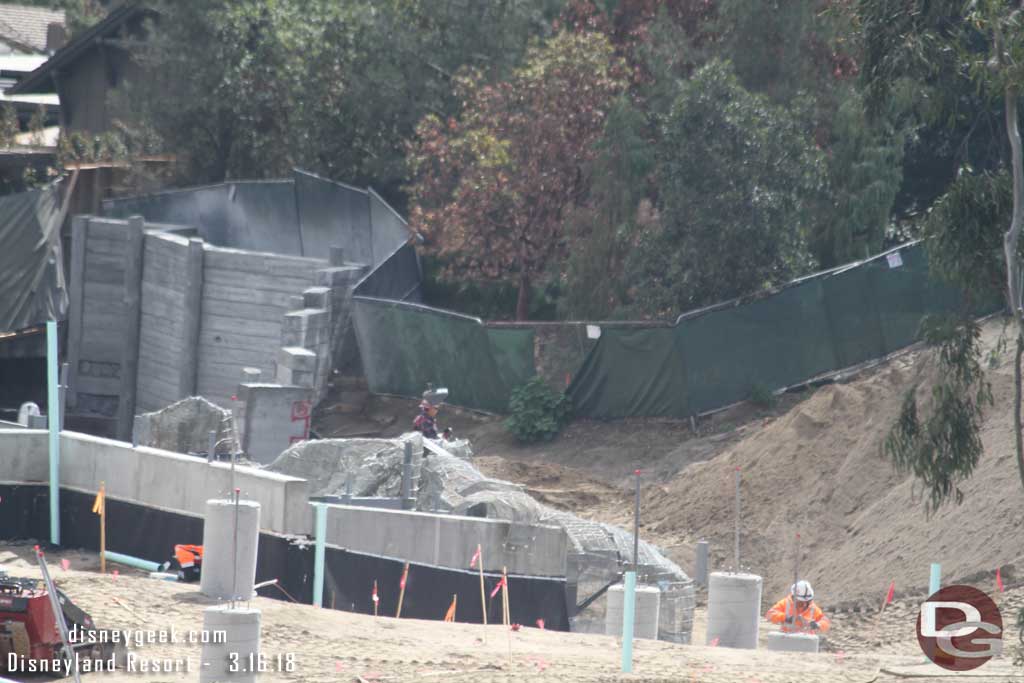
641,317 -> 1024,605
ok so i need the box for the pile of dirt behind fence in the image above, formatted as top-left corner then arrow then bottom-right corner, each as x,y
637,317 -> 1024,606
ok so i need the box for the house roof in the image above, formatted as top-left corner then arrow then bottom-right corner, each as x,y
0,4 -> 65,54
7,2 -> 149,95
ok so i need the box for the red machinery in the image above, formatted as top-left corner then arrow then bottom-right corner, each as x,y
0,575 -> 63,662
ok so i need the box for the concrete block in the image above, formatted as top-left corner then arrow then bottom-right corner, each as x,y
279,347 -> 318,373
765,632 -> 820,653
0,429 -> 48,481
302,286 -> 331,310
238,385 -> 314,465
287,295 -> 304,310
315,266 -> 363,288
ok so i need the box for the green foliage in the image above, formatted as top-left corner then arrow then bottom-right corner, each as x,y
407,30 -> 626,320
0,105 -> 18,148
123,0 -> 564,207
627,60 -> 821,316
505,376 -> 572,443
748,383 -> 776,410
559,96 -> 654,320
812,89 -> 906,267
882,315 -> 993,514
920,169 -> 1014,304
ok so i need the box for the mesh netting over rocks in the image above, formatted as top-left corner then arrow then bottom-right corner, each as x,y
133,396 -> 238,456
266,434 -> 694,642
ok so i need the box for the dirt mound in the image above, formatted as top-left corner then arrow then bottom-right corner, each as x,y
639,318 -> 1024,606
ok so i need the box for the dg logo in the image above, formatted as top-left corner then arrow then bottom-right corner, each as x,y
917,585 -> 1003,671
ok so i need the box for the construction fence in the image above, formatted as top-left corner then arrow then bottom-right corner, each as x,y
355,241 -> 995,417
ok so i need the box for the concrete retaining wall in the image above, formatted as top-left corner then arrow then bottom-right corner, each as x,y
196,244 -> 323,403
0,429 -> 309,535
322,503 -> 568,578
0,429 -> 568,580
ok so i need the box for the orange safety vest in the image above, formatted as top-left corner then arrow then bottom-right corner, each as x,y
766,595 -> 831,633
174,544 -> 204,568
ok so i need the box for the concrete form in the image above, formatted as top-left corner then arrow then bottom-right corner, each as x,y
0,429 -> 570,580
199,606 -> 261,683
200,499 -> 261,601
706,572 -> 762,649
765,631 -> 820,653
605,584 -> 661,640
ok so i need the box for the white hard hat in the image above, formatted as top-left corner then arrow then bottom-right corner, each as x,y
792,580 -> 813,601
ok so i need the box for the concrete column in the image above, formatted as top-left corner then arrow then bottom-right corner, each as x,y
116,216 -> 144,441
178,237 -> 205,397
695,540 -> 709,587
65,216 -> 89,410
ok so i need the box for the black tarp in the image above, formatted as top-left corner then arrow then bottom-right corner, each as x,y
0,184 -> 66,333
0,484 -> 569,628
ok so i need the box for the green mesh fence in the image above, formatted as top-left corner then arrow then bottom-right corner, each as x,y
354,241 -> 991,418
351,297 -> 534,413
567,242 -> 985,419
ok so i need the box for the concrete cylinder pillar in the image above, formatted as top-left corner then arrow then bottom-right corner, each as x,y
199,606 -> 261,683
200,499 -> 260,600
706,572 -> 762,649
605,584 -> 661,640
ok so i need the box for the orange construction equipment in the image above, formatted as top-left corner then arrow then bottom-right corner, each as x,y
158,545 -> 204,582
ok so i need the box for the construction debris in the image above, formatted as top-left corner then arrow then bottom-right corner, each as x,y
132,396 -> 237,457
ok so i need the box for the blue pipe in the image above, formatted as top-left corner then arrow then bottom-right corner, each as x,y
621,571 -> 637,673
104,551 -> 160,573
46,320 -> 60,546
313,503 -> 326,607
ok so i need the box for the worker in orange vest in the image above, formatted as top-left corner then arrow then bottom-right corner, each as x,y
766,580 -> 831,634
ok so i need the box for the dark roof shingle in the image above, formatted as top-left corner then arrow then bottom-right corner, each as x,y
0,4 -> 65,53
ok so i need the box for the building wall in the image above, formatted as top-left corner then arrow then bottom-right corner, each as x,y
196,245 -> 322,403
67,216 -> 330,438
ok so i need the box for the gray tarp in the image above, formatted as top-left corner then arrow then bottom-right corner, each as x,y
0,183 -> 66,332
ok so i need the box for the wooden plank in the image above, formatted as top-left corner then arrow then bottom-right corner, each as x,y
141,266 -> 190,291
201,283 -> 294,308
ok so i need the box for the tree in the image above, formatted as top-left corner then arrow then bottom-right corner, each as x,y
407,31 -> 627,320
626,60 -> 822,316
559,95 -> 654,319
858,0 -> 1024,507
122,0 -> 564,208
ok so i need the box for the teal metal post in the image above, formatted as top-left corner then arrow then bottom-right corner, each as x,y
46,320 -> 60,545
621,571 -> 637,673
929,563 -> 941,596
313,504 -> 327,607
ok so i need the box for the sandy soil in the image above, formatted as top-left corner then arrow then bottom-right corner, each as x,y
3,543 -> 1023,683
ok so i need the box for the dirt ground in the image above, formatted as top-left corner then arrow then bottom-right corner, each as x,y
317,317 -> 1024,609
3,543 -> 1023,683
